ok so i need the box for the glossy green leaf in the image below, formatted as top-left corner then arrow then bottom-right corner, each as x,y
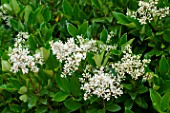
160,91 -> 170,111
149,88 -> 162,112
67,23 -> 78,37
78,21 -> 88,35
119,33 -> 127,46
56,76 -> 70,93
125,107 -> 134,113
113,12 -> 130,25
100,29 -> 108,43
52,91 -> 69,102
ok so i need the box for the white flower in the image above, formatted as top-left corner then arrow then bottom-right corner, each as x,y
9,32 -> 43,74
127,0 -> 170,24
112,45 -> 151,80
80,66 -> 123,101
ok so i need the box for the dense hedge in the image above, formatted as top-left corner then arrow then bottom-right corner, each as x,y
0,0 -> 170,113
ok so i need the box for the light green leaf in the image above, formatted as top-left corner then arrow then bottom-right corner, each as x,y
24,5 -> 32,23
2,60 -> 11,72
11,0 -> 20,14
19,94 -> 28,103
92,50 -> 105,67
18,86 -> 28,94
52,91 -> 69,102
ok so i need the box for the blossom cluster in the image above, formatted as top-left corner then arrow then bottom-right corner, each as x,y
79,65 -> 123,101
0,5 -> 12,26
50,34 -> 116,77
112,45 -> 151,80
8,32 -> 43,74
127,0 -> 170,24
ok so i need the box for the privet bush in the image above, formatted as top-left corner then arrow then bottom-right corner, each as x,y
0,0 -> 170,113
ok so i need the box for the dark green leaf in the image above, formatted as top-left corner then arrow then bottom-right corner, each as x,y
56,76 -> 70,93
62,0 -> 73,16
125,107 -> 134,113
159,56 -> 169,79
159,80 -> 170,94
135,97 -> 148,109
91,0 -> 102,10
67,23 -> 78,37
119,33 -> 127,46
64,98 -> 81,111
106,103 -> 121,112
70,76 -> 81,97
43,7 -> 51,22
9,104 -> 21,113
78,21 -> 88,35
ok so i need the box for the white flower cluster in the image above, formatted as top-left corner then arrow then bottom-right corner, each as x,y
8,32 -> 43,74
127,0 -> 170,24
50,34 -> 118,77
50,35 -> 97,77
80,65 -> 123,101
0,5 -> 12,26
112,45 -> 151,80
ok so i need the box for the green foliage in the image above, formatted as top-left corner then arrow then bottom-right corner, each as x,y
0,0 -> 170,112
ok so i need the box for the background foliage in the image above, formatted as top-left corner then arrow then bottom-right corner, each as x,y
1,0 -> 170,113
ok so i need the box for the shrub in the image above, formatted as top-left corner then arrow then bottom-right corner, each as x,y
1,0 -> 170,113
